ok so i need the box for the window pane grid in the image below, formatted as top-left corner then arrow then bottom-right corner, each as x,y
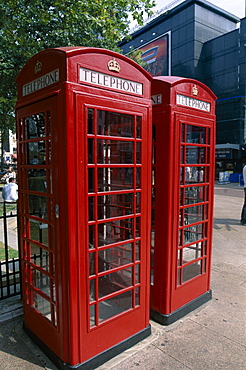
87,108 -> 142,329
178,124 -> 210,286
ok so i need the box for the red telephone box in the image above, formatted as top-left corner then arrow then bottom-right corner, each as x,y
15,47 -> 152,368
151,76 -> 216,325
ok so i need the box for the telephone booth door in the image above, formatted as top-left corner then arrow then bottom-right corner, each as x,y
15,47 -> 152,369
151,76 -> 216,325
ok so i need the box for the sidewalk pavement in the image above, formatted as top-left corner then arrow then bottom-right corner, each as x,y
0,183 -> 245,370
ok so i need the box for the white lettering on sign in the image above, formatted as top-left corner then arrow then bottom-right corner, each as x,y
80,68 -> 143,95
22,69 -> 59,96
151,94 -> 162,105
176,94 -> 211,112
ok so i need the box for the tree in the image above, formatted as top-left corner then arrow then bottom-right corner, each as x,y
0,0 -> 155,131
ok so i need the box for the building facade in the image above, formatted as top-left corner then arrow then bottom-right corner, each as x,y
119,0 -> 246,177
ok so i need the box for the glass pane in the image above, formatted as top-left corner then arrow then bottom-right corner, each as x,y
186,147 -> 205,164
185,186 -> 206,205
28,172 -> 47,193
98,290 -> 132,322
98,243 -> 133,272
29,220 -> 49,245
30,244 -> 49,271
98,167 -> 133,192
182,261 -> 202,283
136,167 -> 141,188
135,286 -> 140,306
25,113 -> 45,139
90,305 -> 96,327
184,223 -> 203,245
28,194 -> 48,219
88,197 -> 94,221
97,140 -> 134,164
186,125 -> 206,144
136,240 -> 140,261
97,110 -> 134,137
90,280 -> 95,302
98,218 -> 133,246
88,108 -> 94,134
184,205 -> 204,225
182,242 -> 202,263
88,168 -> 94,193
89,225 -> 95,249
27,141 -> 46,165
135,264 -> 140,284
136,116 -> 141,138
31,292 -> 51,320
136,142 -> 141,164
185,166 -> 205,183
31,269 -> 50,297
136,192 -> 141,213
99,267 -> 132,297
88,139 -> 94,164
89,252 -> 95,275
98,193 -> 134,219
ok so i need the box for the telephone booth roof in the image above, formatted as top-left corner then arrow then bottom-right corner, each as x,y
152,76 -> 217,108
16,46 -> 152,103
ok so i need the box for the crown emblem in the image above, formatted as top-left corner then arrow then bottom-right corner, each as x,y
192,85 -> 198,96
34,60 -> 42,74
108,58 -> 120,73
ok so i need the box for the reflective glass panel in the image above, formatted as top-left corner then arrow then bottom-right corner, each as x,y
31,268 -> 50,297
31,292 -> 51,320
185,166 -> 205,183
184,186 -> 206,205
183,205 -> 204,225
30,244 -> 49,271
28,172 -> 47,193
25,113 -> 45,139
182,261 -> 202,283
184,223 -> 203,245
97,140 -> 134,164
98,243 -> 133,272
186,125 -> 206,144
27,141 -> 46,165
98,167 -> 133,192
97,110 -> 134,137
186,147 -> 205,164
99,267 -> 132,297
98,218 -> 133,246
29,220 -> 49,245
28,194 -> 48,219
98,290 -> 132,322
98,193 -> 134,219
182,242 -> 202,263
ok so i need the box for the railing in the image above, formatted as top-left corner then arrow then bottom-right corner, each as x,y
0,201 -> 21,300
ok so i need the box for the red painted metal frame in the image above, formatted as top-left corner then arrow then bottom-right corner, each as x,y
151,76 -> 216,321
15,47 -> 152,367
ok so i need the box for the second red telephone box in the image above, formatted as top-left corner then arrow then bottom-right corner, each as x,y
151,76 -> 216,325
15,47 -> 152,369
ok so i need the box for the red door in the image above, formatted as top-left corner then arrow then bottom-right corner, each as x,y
76,94 -> 151,362
171,114 -> 214,311
16,96 -> 63,356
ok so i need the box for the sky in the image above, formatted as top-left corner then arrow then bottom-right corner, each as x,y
153,0 -> 245,19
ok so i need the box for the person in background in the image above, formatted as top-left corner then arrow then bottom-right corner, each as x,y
2,178 -> 18,202
241,159 -> 246,225
1,166 -> 16,183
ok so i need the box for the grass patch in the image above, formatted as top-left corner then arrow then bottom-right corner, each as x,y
0,241 -> 19,260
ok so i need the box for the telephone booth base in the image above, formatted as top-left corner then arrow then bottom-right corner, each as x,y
24,324 -> 151,370
151,290 -> 212,326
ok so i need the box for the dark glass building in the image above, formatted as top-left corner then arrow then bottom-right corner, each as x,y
119,0 -> 246,177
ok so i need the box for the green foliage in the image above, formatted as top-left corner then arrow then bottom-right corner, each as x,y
0,0 -> 155,131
